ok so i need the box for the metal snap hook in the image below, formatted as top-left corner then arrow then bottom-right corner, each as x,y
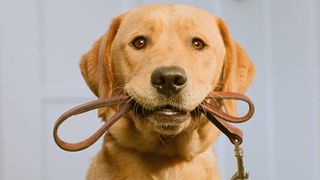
231,139 -> 249,180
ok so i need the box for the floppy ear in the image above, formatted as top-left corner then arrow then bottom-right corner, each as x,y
217,18 -> 255,116
80,15 -> 123,117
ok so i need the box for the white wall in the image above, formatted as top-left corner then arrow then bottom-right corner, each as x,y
0,0 -> 319,179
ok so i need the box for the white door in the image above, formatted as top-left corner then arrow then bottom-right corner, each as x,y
1,0 -> 319,180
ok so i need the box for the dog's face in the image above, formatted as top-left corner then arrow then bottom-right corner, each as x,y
111,5 -> 226,136
80,4 -> 254,141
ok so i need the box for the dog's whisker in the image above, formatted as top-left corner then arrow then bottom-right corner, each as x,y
145,119 -> 153,136
112,85 -> 127,96
158,134 -> 167,146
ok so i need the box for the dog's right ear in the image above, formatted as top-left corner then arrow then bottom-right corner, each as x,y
217,18 -> 255,116
80,15 -> 123,117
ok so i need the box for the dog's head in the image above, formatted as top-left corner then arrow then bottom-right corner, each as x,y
80,4 -> 254,150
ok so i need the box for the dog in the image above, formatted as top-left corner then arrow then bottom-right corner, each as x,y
80,4 -> 255,180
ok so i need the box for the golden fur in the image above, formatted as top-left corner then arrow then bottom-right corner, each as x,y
80,4 -> 255,180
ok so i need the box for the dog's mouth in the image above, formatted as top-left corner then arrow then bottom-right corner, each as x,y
132,100 -> 189,117
131,100 -> 201,122
128,96 -> 203,135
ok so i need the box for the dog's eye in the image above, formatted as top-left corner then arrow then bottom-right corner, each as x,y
131,36 -> 147,49
192,38 -> 206,50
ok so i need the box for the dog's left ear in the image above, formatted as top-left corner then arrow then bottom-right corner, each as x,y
80,15 -> 123,117
217,18 -> 255,115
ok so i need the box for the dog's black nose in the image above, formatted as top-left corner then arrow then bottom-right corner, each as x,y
151,66 -> 187,97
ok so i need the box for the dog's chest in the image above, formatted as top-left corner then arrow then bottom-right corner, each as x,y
110,149 -> 220,180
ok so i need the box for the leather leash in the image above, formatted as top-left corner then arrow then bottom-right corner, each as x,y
53,91 -> 254,179
53,91 -> 254,151
201,91 -> 254,144
53,95 -> 130,151
201,92 -> 254,180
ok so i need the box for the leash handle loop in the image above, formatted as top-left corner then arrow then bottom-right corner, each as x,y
202,92 -> 254,144
53,95 -> 130,152
205,92 -> 255,123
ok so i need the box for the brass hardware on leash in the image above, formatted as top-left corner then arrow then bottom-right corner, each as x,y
231,139 -> 249,180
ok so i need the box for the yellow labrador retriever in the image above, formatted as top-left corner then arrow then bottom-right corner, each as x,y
80,4 -> 255,180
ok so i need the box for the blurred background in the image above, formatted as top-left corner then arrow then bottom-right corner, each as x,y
0,0 -> 319,179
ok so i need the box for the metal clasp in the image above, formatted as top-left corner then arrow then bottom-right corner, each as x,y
231,139 -> 249,180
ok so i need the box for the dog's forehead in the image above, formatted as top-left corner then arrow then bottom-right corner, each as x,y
120,4 -> 219,33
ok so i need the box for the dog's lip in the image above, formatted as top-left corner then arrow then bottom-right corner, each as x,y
155,109 -> 187,116
131,99 -> 186,113
153,110 -> 190,123
154,105 -> 187,115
